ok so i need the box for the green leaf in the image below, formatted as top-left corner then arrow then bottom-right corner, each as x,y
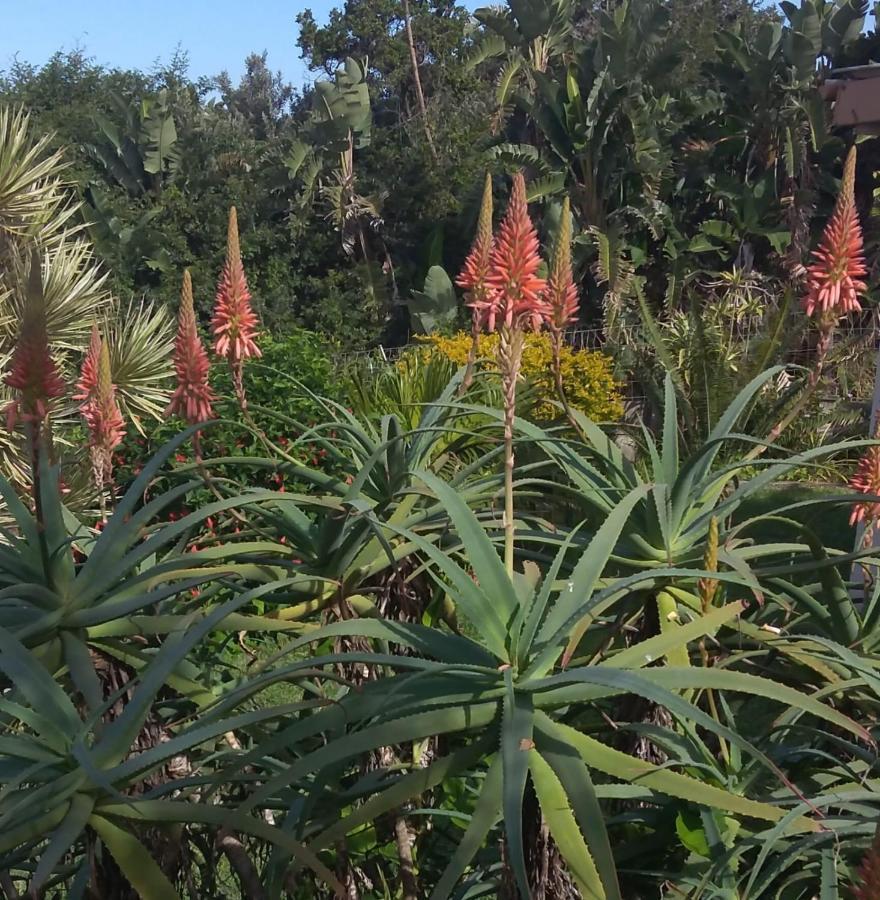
534,717 -> 620,899
429,757 -> 503,900
32,793 -> 95,889
675,808 -> 710,858
309,739 -> 490,853
409,266 -> 458,335
97,800 -> 344,893
820,846 -> 839,899
661,372 -> 679,488
89,814 -> 181,899
501,669 -> 533,898
0,629 -> 81,737
550,718 -> 816,831
603,601 -> 743,671
530,750 -> 606,898
533,484 -> 650,670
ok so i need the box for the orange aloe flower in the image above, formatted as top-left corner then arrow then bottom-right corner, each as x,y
546,195 -> 579,335
480,171 -> 548,333
167,270 -> 215,424
5,264 -> 66,431
212,206 -> 261,364
849,445 -> 880,527
76,326 -> 125,487
457,172 -> 494,328
804,146 -> 867,319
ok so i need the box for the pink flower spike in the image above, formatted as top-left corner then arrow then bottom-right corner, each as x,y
849,446 -> 880,527
804,146 -> 867,321
167,270 -> 215,424
479,171 -> 548,333
546,195 -> 579,333
5,258 -> 66,431
457,172 -> 494,330
78,326 -> 126,488
211,206 -> 261,364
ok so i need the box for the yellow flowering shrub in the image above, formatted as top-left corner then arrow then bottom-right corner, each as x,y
419,331 -> 624,422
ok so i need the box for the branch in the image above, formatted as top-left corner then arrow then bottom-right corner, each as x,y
216,830 -> 268,900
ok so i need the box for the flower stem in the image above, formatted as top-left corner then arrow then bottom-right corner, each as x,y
499,325 -> 523,576
551,330 -> 585,440
749,321 -> 833,460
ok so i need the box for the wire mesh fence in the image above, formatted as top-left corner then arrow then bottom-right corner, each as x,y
334,317 -> 880,404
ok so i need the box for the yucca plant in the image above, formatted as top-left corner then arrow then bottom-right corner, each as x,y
0,108 -> 174,498
0,106 -> 76,253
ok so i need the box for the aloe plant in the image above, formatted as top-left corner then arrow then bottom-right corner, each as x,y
223,466 -> 869,898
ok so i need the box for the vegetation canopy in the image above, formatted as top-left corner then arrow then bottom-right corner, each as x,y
2,0 -> 880,897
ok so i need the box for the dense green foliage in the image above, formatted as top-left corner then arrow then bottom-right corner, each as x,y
3,0 -> 880,897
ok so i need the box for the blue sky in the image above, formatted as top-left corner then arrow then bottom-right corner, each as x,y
0,0 -> 341,87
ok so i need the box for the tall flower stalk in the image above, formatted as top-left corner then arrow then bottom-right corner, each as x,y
480,171 -> 548,573
456,173 -> 494,395
4,252 -> 66,579
4,252 -> 66,509
545,196 -> 580,429
168,270 -> 215,459
763,145 -> 866,451
212,206 -> 260,411
75,325 -> 125,514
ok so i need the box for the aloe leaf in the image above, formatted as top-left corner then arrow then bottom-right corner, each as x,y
243,702 -> 499,814
94,589 -> 260,765
532,484 -> 650,668
416,469 -> 516,629
604,601 -> 743,670
31,793 -> 94,889
382,520 -> 508,658
89,814 -> 181,899
529,749 -> 606,898
277,617 -> 495,666
553,720 -> 816,831
0,804 -> 70,855
429,756 -> 503,900
517,525 -> 582,667
0,629 -> 81,736
501,668 -> 533,898
655,590 -> 691,669
61,631 -> 103,714
534,715 -> 621,899
96,799 -> 344,894
660,371 -> 679,489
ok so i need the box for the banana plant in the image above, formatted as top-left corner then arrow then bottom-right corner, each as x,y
85,88 -> 180,197
468,0 -> 574,124
223,473 -> 868,899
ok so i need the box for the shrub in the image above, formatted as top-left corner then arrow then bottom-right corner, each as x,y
421,330 -> 624,422
114,328 -> 343,494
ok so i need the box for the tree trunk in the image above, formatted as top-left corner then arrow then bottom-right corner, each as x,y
402,0 -> 439,163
